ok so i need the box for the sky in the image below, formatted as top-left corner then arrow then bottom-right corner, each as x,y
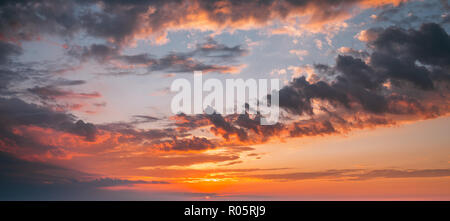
0,0 -> 449,200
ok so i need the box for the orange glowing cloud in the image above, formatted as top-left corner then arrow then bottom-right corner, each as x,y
97,0 -> 409,46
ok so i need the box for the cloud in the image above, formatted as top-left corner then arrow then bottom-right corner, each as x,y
135,166 -> 290,179
354,169 -> 450,180
166,23 -> 449,145
369,23 -> 450,86
98,122 -> 181,142
250,169 -> 359,181
278,75 -> 351,114
356,28 -> 382,42
220,160 -> 243,166
69,38 -> 248,74
1,2 -> 449,199
0,97 -> 98,142
28,86 -> 101,100
337,47 -> 369,59
170,111 -> 284,145
0,69 -> 26,94
151,136 -> 217,151
0,41 -> 22,64
249,168 -> 450,181
52,79 -> 86,86
371,1 -> 446,27
81,178 -> 169,187
73,43 -> 120,63
279,23 -> 449,116
65,120 -> 97,142
130,115 -> 160,124
46,22 -> 448,153
207,113 -> 249,142
141,53 -> 244,74
170,113 -> 210,131
190,37 -> 248,61
225,146 -> 256,154
289,49 -> 309,61
0,0 -> 406,47
315,39 -> 323,50
289,120 -> 336,137
0,151 -> 170,200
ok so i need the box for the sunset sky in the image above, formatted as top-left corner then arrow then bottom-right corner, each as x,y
0,0 -> 449,200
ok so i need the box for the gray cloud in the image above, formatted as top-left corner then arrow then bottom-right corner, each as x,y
0,97 -> 98,142
68,38 -> 248,74
0,41 -> 22,64
369,23 -> 450,86
278,23 -> 450,117
0,0 -> 393,47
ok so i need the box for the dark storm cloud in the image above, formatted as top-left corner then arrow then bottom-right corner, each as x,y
335,55 -> 381,90
278,23 -> 450,116
278,75 -> 351,115
369,23 -> 450,83
370,52 -> 434,90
